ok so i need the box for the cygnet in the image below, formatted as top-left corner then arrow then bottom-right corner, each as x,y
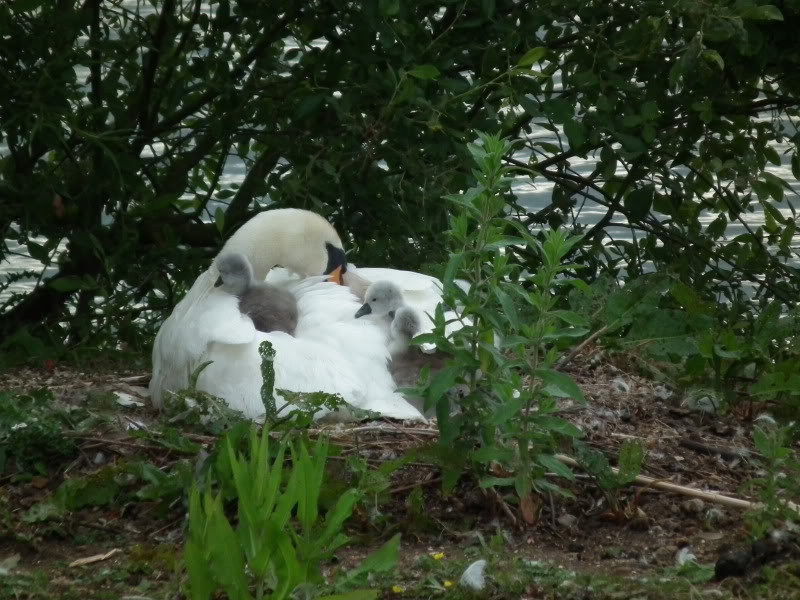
215,252 -> 299,335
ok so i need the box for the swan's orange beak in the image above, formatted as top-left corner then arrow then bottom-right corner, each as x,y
328,266 -> 344,285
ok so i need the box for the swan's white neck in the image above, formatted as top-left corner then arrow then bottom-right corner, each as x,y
215,208 -> 344,282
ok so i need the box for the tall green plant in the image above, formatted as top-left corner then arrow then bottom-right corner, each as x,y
744,425 -> 800,538
419,132 -> 586,513
185,426 -> 396,600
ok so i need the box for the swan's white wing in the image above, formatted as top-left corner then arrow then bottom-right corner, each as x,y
194,275 -> 423,422
150,270 -> 257,405
201,290 -> 258,345
350,266 -> 442,292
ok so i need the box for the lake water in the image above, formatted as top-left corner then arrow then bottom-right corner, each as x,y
2,2 -> 799,303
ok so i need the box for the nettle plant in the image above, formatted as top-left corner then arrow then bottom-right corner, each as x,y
418,132 -> 587,517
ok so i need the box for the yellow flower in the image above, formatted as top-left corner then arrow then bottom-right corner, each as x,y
432,552 -> 445,560
443,580 -> 454,588
392,585 -> 405,594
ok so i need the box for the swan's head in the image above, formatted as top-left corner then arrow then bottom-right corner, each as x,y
391,306 -> 422,343
216,208 -> 348,283
214,252 -> 253,296
355,281 -> 405,318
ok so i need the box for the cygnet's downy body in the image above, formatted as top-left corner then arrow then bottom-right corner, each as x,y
356,282 -> 460,417
215,252 -> 299,335
355,281 -> 413,355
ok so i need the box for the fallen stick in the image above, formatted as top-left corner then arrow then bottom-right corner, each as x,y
554,454 -> 800,514
555,325 -> 609,371
69,548 -> 120,568
678,437 -> 752,461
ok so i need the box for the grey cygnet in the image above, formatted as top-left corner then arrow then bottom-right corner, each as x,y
215,252 -> 299,335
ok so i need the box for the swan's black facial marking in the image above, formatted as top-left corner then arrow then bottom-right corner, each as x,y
355,303 -> 372,318
214,276 -> 223,287
388,310 -> 396,319
324,242 -> 347,275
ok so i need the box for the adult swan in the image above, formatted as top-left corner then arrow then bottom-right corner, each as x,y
149,208 -> 423,421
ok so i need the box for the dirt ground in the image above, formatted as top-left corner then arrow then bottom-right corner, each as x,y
1,353 -> 799,599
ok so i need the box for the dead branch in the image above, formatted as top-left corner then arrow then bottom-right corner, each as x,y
555,453 -> 800,514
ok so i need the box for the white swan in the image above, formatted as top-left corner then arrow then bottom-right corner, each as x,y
344,266 -> 468,353
149,208 -> 423,422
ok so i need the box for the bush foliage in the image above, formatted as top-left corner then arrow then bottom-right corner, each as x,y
1,0 -> 798,390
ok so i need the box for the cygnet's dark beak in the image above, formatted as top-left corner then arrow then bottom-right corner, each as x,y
354,303 -> 372,318
214,276 -> 223,287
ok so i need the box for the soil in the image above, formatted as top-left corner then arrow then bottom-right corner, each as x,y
1,353 -> 798,599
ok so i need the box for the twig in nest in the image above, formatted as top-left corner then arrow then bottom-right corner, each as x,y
488,488 -> 518,526
147,517 -> 183,538
679,437 -> 752,461
327,455 -> 436,469
64,434 -> 165,452
75,520 -> 138,535
316,425 -> 438,438
391,476 -> 442,495
555,325 -> 609,370
382,419 -> 429,443
554,453 -> 800,514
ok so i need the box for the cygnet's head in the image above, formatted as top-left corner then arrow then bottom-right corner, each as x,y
391,306 -> 422,343
214,252 -> 254,296
355,281 -> 405,318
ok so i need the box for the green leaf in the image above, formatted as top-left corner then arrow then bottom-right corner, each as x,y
623,185 -> 655,220
54,472 -> 121,510
706,213 -> 728,238
346,534 -> 401,581
378,0 -> 399,17
26,241 -> 49,262
764,146 -> 781,166
640,101 -> 659,121
214,206 -> 225,233
670,282 -> 711,316
48,276 -> 88,292
442,252 -> 464,291
471,445 -> 515,463
10,0 -> 45,11
702,49 -> 724,70
479,476 -> 515,488
617,441 -> 645,485
408,65 -> 440,80
535,369 -> 585,403
318,489 -> 358,548
517,47 -> 547,67
542,98 -> 573,123
294,95 -> 326,120
185,539 -> 215,600
426,366 -> 461,405
551,310 -> 589,327
537,454 -> 575,481
494,286 -> 520,331
206,497 -> 252,599
740,4 -> 783,21
616,133 -> 646,154
563,119 -> 586,149
488,394 -> 524,425
534,416 -> 584,437
484,236 -> 525,250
